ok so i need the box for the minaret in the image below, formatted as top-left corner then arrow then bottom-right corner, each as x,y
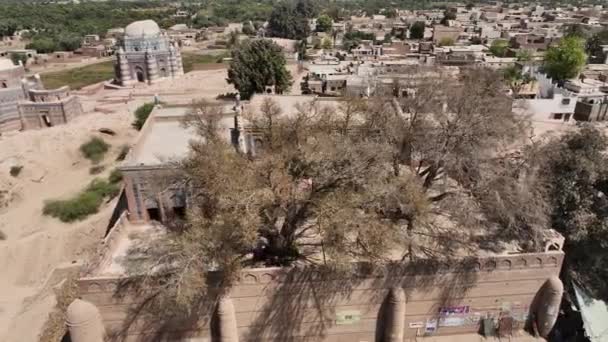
145,48 -> 159,85
168,43 -> 177,78
117,48 -> 134,87
173,42 -> 184,76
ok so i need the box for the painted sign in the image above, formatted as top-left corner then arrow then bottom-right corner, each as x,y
409,321 -> 424,329
335,310 -> 361,325
439,316 -> 465,327
439,306 -> 470,315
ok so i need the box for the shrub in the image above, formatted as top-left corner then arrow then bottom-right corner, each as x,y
43,178 -> 119,222
9,165 -> 23,177
109,169 -> 123,184
116,144 -> 130,161
89,165 -> 105,175
132,103 -> 155,130
80,137 -> 110,164
43,191 -> 103,222
86,178 -> 120,198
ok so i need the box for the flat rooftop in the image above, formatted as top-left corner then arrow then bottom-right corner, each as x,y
122,106 -> 235,168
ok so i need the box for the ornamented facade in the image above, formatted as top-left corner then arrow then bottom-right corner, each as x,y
114,20 -> 184,86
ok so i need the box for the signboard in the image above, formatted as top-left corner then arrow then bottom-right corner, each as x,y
409,321 -> 424,329
439,306 -> 470,315
336,310 -> 361,325
439,316 -> 465,327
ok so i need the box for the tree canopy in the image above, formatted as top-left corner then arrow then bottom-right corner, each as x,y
586,29 -> 608,63
538,126 -> 608,301
124,68 -> 545,310
409,21 -> 425,39
227,39 -> 293,99
267,0 -> 313,40
316,14 -> 333,33
544,36 -> 587,81
489,39 -> 509,57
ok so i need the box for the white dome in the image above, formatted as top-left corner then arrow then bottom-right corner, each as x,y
125,20 -> 161,38
0,58 -> 17,71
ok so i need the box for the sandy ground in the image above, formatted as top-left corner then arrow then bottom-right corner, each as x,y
0,67 -> 238,342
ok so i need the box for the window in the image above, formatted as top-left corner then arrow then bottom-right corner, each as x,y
552,113 -> 563,120
561,98 -> 571,105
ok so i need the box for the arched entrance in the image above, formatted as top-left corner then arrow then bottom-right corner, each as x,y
135,66 -> 145,83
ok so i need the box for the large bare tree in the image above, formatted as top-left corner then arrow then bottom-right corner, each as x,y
123,68 -> 549,312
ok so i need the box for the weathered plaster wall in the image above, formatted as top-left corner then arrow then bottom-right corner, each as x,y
77,251 -> 563,341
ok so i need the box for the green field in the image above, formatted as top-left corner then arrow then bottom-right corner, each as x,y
40,61 -> 115,90
182,52 -> 229,73
38,52 -> 229,90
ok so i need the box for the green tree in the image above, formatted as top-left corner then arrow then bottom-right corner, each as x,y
544,36 -> 587,81
587,29 -> 608,63
242,22 -> 256,36
409,21 -> 425,39
440,8 -> 456,26
10,53 -> 27,67
489,39 -> 509,57
26,37 -> 58,53
502,65 -> 533,96
227,39 -> 293,99
316,14 -> 333,33
268,2 -> 310,39
539,126 -> 608,300
516,49 -> 533,63
321,37 -> 333,50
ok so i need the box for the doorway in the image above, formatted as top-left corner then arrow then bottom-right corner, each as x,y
135,66 -> 145,83
41,114 -> 52,127
147,207 -> 161,221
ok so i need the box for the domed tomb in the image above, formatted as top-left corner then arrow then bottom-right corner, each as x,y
115,19 -> 184,86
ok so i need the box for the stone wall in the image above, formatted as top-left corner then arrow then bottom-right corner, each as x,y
19,95 -> 83,130
77,251 -> 563,341
0,87 -> 24,132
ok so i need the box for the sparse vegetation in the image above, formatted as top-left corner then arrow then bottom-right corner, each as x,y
89,165 -> 105,175
80,137 -> 110,164
109,169 -> 123,184
132,103 -> 155,131
116,144 -> 130,161
40,61 -> 114,90
9,165 -> 23,177
43,178 -> 119,222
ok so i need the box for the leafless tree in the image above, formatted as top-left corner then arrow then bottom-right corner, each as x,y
121,68 -> 549,312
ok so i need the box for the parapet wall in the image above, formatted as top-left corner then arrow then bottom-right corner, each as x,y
77,251 -> 564,342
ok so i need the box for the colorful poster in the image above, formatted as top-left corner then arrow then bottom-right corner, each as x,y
439,306 -> 470,315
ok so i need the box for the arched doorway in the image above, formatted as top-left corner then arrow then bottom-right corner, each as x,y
160,67 -> 167,78
135,66 -> 145,83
